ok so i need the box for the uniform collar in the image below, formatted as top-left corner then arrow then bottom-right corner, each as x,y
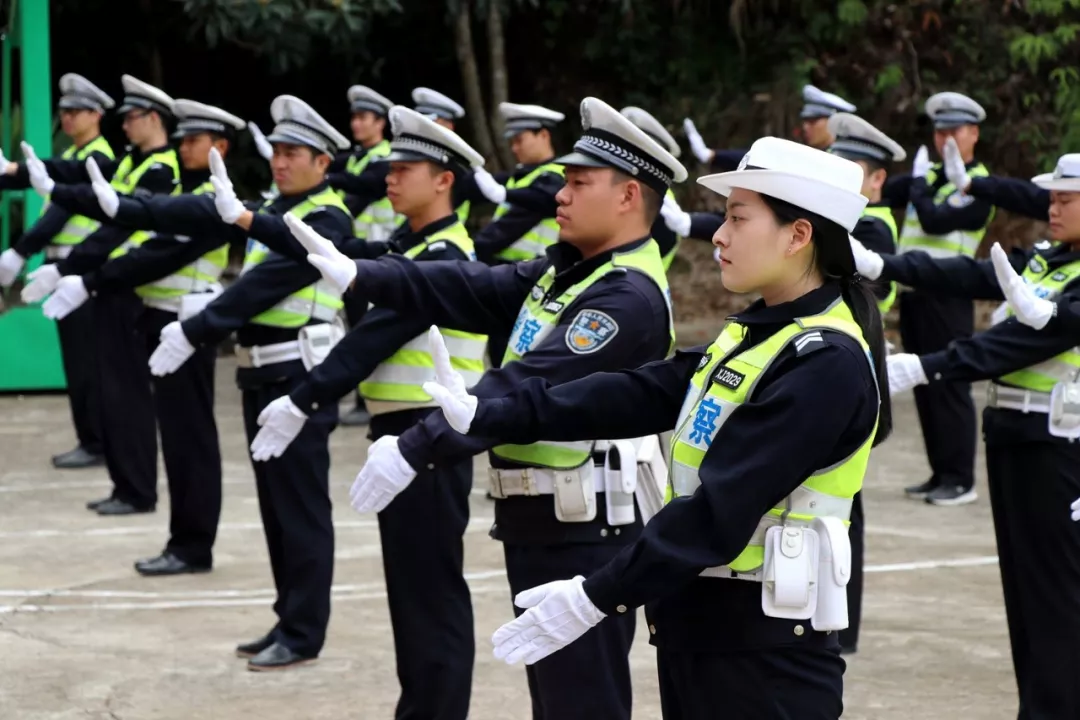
545,235 -> 652,286
74,135 -> 104,152
268,180 -> 332,213
181,168 -> 211,193
1039,241 -> 1080,267
513,157 -> 556,178
729,282 -> 842,326
390,213 -> 459,254
129,143 -> 171,163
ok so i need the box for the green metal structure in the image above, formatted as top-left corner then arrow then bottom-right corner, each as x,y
0,0 -> 64,391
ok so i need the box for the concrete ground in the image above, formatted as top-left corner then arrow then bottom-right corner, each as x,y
0,360 -> 1015,719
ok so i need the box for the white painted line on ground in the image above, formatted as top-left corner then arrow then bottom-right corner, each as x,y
864,555 -> 999,573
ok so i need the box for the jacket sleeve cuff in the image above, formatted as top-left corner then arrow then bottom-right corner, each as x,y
247,213 -> 277,240
180,314 -> 209,347
582,568 -> 626,616
397,425 -> 435,473
288,381 -> 319,416
920,351 -> 950,382
82,271 -> 101,293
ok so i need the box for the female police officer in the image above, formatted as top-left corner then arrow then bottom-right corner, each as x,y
852,151 -> 1080,719
420,136 -> 890,719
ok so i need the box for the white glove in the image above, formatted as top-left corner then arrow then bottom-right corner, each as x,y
887,353 -> 928,395
849,235 -> 884,280
348,435 -> 418,514
991,242 -> 1054,330
912,145 -> 931,180
660,194 -> 691,237
148,321 -> 196,377
86,157 -> 118,218
0,148 -> 11,175
1071,496 -> 1080,522
473,168 -> 507,205
21,141 -> 54,197
248,122 -> 274,162
285,212 -> 357,294
41,276 -> 89,320
250,395 -> 309,461
20,264 -> 61,303
421,325 -> 478,433
208,147 -> 245,223
943,137 -> 970,193
682,118 -> 714,165
0,248 -> 24,288
491,576 -> 606,665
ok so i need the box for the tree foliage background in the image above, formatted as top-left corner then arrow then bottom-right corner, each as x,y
3,0 -> 1080,319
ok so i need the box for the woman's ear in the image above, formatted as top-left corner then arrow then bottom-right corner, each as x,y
787,218 -> 814,256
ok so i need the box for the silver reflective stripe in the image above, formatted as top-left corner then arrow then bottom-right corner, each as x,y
192,257 -> 225,280
1023,358 -> 1080,384
274,296 -> 340,323
506,237 -> 552,258
398,332 -> 487,360
148,274 -> 214,293
532,222 -> 560,243
57,220 -> 98,240
45,245 -> 74,259
670,462 -> 700,496
365,363 -> 484,389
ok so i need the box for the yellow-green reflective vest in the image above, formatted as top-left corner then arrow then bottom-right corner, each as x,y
133,181 -> 230,302
898,164 -> 994,259
493,163 -> 565,262
492,239 -> 676,468
241,187 -> 349,328
49,136 -> 117,246
997,250 -> 1080,392
359,221 -> 488,413
668,298 -> 878,575
106,149 -> 182,260
347,140 -> 402,239
661,188 -> 684,272
861,205 -> 898,315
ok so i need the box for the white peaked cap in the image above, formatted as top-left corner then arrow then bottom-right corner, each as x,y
827,113 -> 906,163
171,100 -> 245,139
117,75 -> 174,116
58,73 -> 114,112
267,95 -> 350,155
698,137 -> 868,232
1032,154 -> 1080,192
801,84 -> 856,119
620,106 -> 681,159
386,106 -> 485,170
347,85 -> 394,116
411,88 -> 465,120
556,97 -> 687,193
924,91 -> 986,128
499,102 -> 565,138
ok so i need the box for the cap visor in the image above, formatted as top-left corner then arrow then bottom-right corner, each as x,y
1032,173 -> 1080,192
266,132 -> 329,154
58,98 -> 99,111
386,149 -> 435,164
554,151 -> 610,169
117,103 -> 139,114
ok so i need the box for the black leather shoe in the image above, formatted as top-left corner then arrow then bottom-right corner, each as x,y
339,406 -> 371,427
247,642 -> 317,671
86,495 -> 114,511
134,551 -> 210,577
236,633 -> 277,659
52,446 -> 105,469
96,498 -> 154,516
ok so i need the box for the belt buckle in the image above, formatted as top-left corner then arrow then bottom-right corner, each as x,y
519,468 -> 536,496
488,468 -> 507,499
987,384 -> 998,407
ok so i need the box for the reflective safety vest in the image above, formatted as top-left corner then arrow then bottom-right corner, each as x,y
492,239 -> 676,468
49,136 -> 117,246
668,298 -> 878,574
998,250 -> 1080,392
347,140 -> 402,240
241,187 -> 349,328
132,181 -> 229,303
661,189 -> 684,272
359,221 -> 488,413
862,205 -> 898,314
898,164 -> 993,259
493,163 -> 565,262
106,149 -> 183,260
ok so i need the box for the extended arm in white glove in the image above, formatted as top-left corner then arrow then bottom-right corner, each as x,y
886,353 -> 929,395
20,264 -> 61,303
473,167 -> 507,205
849,235 -> 884,280
912,145 -> 931,180
248,122 -> 275,162
0,248 -> 25,288
41,276 -> 89,320
348,435 -> 418,514
250,395 -> 309,461
148,321 -> 196,377
991,242 -> 1055,330
86,158 -> 119,218
208,147 -> 246,224
284,212 -> 357,294
421,325 -> 478,433
682,118 -> 715,165
491,576 -> 606,665
21,141 -> 55,197
942,137 -> 971,193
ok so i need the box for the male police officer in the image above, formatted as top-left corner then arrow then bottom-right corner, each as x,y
43,100 -> 247,574
290,97 -> 683,720
0,73 -> 115,469
8,75 -> 181,514
250,106 -> 486,720
896,92 -> 993,506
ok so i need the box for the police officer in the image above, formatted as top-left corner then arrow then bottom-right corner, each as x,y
119,95 -> 355,670
894,92 -> 993,506
681,84 -> 856,171
942,139 -> 1051,222
250,106 -> 486,719
425,137 -> 889,720
42,100 -> 247,574
10,75 -> 181,514
0,73 -> 115,469
291,97 -> 683,720
856,151 -> 1080,718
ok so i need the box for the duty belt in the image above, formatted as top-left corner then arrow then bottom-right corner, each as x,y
986,384 -> 1051,414
235,340 -> 304,368
487,455 -> 605,499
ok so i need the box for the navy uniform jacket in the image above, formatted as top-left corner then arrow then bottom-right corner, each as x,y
880,243 -> 1080,443
967,175 -> 1050,221
466,282 -> 878,650
292,237 -> 671,544
28,144 -> 180,276
472,159 -> 562,264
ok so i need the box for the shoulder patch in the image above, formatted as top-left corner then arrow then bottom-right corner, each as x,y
565,309 -> 619,354
794,330 -> 828,356
946,191 -> 975,208
531,285 -> 544,301
1029,257 -> 1044,273
697,352 -> 712,371
427,241 -> 448,253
